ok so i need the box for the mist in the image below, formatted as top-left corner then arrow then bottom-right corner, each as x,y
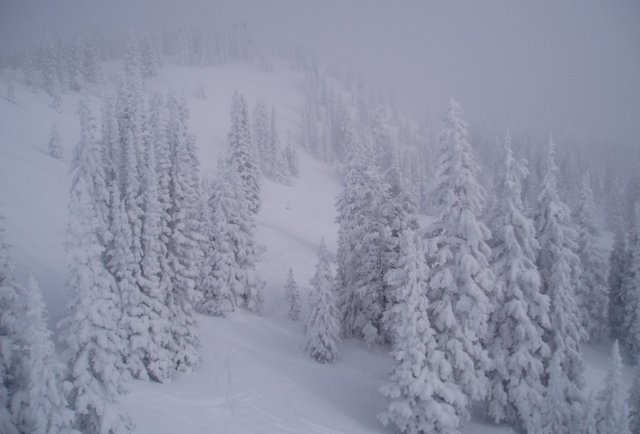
2,0 -> 639,146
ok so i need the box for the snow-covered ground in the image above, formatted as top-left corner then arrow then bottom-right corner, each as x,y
0,60 -> 632,433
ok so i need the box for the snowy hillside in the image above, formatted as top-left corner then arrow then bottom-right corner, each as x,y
0,55 -> 635,434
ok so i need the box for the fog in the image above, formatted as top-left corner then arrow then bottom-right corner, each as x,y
3,0 -> 639,146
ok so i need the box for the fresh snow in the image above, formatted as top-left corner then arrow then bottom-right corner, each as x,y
0,59 -> 633,433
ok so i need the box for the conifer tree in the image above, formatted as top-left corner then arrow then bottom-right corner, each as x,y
284,269 -> 301,321
165,92 -> 201,371
596,341 -> 630,434
380,232 -> 466,433
48,123 -> 63,160
578,394 -> 598,434
0,221 -> 21,434
486,138 -> 550,433
423,99 -> 494,402
285,135 -> 299,178
541,351 -> 573,434
305,241 -> 341,363
6,73 -> 16,104
575,174 -> 610,342
609,207 -> 628,342
139,110 -> 173,382
252,98 -> 270,170
20,276 -> 75,434
228,91 -> 261,215
622,204 -> 640,360
629,363 -> 640,434
60,101 -> 131,433
536,140 -> 586,427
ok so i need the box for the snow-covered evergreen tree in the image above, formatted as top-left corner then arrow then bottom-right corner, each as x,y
423,98 -> 493,402
165,92 -> 201,371
139,107 -> 173,382
622,203 -> 640,361
380,232 -> 466,433
19,276 -> 75,434
541,351 -> 573,434
305,240 -> 341,363
252,98 -> 270,170
596,340 -> 630,434
536,140 -> 586,427
629,363 -> 640,434
285,135 -> 299,178
48,123 -> 63,160
578,393 -> 598,434
6,73 -> 16,104
0,220 -> 21,434
486,138 -> 550,433
228,91 -> 261,215
610,200 -> 629,342
575,174 -> 610,342
284,269 -> 301,321
60,101 -> 131,433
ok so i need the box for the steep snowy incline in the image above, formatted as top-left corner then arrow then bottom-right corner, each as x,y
0,60 -> 631,434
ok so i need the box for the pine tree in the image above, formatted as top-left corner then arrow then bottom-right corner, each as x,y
285,135 -> 299,178
380,232 -> 466,433
228,91 -> 261,215
423,99 -> 494,402
48,123 -> 63,160
629,363 -> 640,434
575,174 -> 610,342
20,276 -> 75,434
6,73 -> 16,104
0,220 -> 21,434
610,194 -> 629,342
622,203 -> 640,360
139,112 -> 173,382
60,101 -> 131,433
578,393 -> 598,434
536,140 -> 586,427
284,269 -> 301,321
541,351 -> 573,434
165,92 -> 201,372
305,241 -> 341,363
252,98 -> 270,170
486,138 -> 550,433
595,341 -> 630,434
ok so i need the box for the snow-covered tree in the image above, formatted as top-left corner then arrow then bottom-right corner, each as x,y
228,91 -> 261,215
596,340 -> 630,434
60,101 -> 131,433
486,137 -> 550,433
609,201 -> 629,342
6,73 -> 16,104
578,393 -> 598,434
542,351 -> 574,434
622,203 -> 640,361
165,92 -> 201,372
423,99 -> 493,402
252,98 -> 270,170
0,220 -> 22,434
139,112 -> 173,382
284,269 -> 301,321
380,232 -> 466,434
536,140 -> 586,427
19,276 -> 75,434
285,135 -> 299,178
575,174 -> 609,342
48,123 -> 63,160
629,363 -> 640,434
305,240 -> 341,363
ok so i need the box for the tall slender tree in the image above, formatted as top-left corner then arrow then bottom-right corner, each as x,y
423,99 -> 494,402
486,137 -> 550,433
596,341 -> 630,434
575,174 -> 609,342
536,140 -> 586,428
380,232 -> 466,433
305,240 -> 341,363
59,101 -> 131,433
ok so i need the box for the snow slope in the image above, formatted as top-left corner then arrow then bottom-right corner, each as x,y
0,60 -> 632,434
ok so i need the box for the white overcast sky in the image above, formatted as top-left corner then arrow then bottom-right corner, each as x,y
2,0 -> 639,145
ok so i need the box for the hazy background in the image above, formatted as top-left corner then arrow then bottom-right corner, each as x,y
2,0 -> 639,146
